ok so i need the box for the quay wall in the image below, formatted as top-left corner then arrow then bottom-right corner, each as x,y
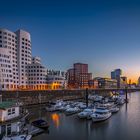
0,90 -> 110,106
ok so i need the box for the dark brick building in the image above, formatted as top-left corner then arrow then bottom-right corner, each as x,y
67,63 -> 92,89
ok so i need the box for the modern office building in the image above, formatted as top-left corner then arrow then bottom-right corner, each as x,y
0,28 -> 68,91
0,28 -> 31,90
15,30 -> 32,87
111,69 -> 122,88
26,57 -> 47,90
0,48 -> 13,90
47,70 -> 66,77
95,77 -> 117,89
67,63 -> 92,89
67,68 -> 75,89
111,69 -> 122,79
137,77 -> 140,87
88,79 -> 98,89
46,70 -> 67,89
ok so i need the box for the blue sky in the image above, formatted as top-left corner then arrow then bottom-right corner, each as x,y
1,0 -> 140,82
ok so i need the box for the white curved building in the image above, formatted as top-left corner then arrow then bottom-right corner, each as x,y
0,48 -> 13,90
0,28 -> 32,90
16,29 -> 32,88
27,57 -> 47,90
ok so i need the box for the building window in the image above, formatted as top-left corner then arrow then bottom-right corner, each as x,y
8,33 -> 11,36
12,108 -> 15,114
7,124 -> 11,135
8,109 -> 11,115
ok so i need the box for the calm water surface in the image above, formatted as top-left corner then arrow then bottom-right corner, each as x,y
30,92 -> 140,140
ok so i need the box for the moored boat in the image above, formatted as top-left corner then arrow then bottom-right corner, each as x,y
65,107 -> 81,115
2,134 -> 32,140
90,108 -> 112,122
78,109 -> 94,119
95,102 -> 114,110
117,98 -> 125,105
110,107 -> 119,113
57,105 -> 67,112
31,119 -> 49,129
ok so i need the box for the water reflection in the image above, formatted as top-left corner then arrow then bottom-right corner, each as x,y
125,102 -> 128,111
30,92 -> 140,140
85,121 -> 91,139
51,113 -> 60,128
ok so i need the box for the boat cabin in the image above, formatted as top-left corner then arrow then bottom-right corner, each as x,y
0,101 -> 19,122
94,108 -> 110,114
0,121 -> 21,138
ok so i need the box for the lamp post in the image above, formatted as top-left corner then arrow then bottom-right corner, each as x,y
85,88 -> 88,107
125,86 -> 128,103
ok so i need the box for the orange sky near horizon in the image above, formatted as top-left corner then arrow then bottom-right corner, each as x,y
124,71 -> 140,84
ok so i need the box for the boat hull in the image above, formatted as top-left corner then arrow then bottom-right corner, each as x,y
65,111 -> 79,116
32,124 -> 49,129
78,114 -> 87,119
92,113 -> 112,122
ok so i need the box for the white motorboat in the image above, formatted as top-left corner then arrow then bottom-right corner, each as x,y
88,95 -> 94,100
93,95 -> 103,102
46,103 -> 65,112
46,105 -> 56,112
23,124 -> 44,137
59,104 -> 71,112
88,95 -> 103,102
90,108 -> 112,122
76,102 -> 87,109
46,100 -> 66,112
2,134 -> 32,140
95,102 -> 114,109
65,107 -> 81,115
78,109 -> 94,119
117,98 -> 125,105
110,107 -> 119,113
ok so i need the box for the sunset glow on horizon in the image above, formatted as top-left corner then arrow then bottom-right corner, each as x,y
1,0 -> 140,85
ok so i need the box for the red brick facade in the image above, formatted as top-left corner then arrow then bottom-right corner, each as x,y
67,63 -> 92,89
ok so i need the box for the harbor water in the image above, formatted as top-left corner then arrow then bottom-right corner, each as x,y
29,92 -> 140,140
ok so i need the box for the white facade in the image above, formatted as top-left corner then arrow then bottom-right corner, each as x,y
16,29 -> 32,87
0,28 -> 67,91
0,28 -> 32,90
0,107 -> 19,122
0,29 -> 18,90
0,48 -> 13,90
26,57 -> 47,90
47,70 -> 66,77
46,70 -> 67,89
0,121 -> 21,136
32,56 -> 41,64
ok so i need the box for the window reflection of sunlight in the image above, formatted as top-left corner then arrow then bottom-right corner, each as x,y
51,113 -> 60,128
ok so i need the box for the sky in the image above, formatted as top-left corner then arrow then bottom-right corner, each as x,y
0,0 -> 140,82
